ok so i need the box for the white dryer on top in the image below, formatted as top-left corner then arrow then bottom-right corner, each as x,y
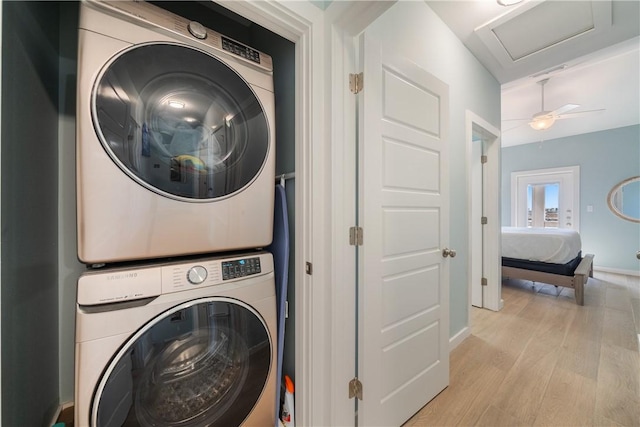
76,0 -> 275,264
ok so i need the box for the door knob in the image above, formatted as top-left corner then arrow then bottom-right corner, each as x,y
637,251 -> 640,260
442,248 -> 457,258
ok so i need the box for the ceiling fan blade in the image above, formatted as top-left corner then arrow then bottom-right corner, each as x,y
550,103 -> 580,115
556,109 -> 606,120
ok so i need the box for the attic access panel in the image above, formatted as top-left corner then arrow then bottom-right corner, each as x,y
475,0 -> 612,66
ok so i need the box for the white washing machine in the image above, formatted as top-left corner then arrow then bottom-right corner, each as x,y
74,251 -> 277,427
76,0 -> 276,264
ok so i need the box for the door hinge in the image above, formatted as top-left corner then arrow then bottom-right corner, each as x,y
349,226 -> 363,246
481,277 -> 488,286
481,155 -> 488,164
349,72 -> 363,94
349,377 -> 363,400
481,216 -> 488,225
305,262 -> 313,275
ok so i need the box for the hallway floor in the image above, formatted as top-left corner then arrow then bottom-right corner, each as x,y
403,271 -> 640,426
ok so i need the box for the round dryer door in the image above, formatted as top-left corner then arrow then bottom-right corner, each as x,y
92,298 -> 272,427
92,43 -> 270,201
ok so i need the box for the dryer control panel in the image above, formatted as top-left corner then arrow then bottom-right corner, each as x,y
221,37 -> 261,64
88,0 -> 273,72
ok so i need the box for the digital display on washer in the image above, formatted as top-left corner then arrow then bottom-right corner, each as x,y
222,37 -> 261,64
222,257 -> 261,280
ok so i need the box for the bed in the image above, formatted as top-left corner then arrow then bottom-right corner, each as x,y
501,227 -> 594,305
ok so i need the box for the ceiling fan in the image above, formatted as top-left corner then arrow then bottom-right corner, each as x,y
504,78 -> 605,131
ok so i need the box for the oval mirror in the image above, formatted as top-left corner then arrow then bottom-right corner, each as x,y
607,176 -> 640,223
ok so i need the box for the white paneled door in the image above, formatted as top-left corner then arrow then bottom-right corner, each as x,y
358,31 -> 450,426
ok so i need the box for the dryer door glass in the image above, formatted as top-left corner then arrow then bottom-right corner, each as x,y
93,43 -> 270,201
92,298 -> 272,427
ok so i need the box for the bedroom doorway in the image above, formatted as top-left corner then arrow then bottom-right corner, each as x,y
511,166 -> 580,230
467,112 -> 501,312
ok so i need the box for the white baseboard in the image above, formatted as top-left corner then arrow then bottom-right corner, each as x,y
594,265 -> 640,277
449,326 -> 471,351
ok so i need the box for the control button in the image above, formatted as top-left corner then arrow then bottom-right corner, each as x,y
187,21 -> 207,40
187,265 -> 208,284
220,258 -> 263,280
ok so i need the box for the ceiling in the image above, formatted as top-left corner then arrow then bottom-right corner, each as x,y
426,0 -> 640,146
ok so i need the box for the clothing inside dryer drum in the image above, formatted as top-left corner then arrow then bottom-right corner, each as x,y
93,43 -> 270,200
95,299 -> 271,427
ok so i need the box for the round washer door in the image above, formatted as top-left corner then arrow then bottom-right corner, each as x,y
92,298 -> 272,427
92,43 -> 270,201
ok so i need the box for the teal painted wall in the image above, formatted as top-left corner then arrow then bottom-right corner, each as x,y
502,125 -> 640,273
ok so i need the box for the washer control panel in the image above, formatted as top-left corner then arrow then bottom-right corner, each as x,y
187,21 -> 207,40
222,257 -> 262,280
78,253 -> 273,306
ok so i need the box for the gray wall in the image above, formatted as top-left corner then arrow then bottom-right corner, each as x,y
367,1 -> 502,337
1,2 -> 61,425
502,124 -> 640,273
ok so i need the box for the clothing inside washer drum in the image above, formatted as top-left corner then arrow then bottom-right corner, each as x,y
135,327 -> 249,426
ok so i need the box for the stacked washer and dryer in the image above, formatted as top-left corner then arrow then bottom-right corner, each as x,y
74,1 -> 278,426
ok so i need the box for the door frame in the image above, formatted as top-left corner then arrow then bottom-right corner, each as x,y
221,2 -> 397,426
325,3 -> 398,425
466,112 -> 502,312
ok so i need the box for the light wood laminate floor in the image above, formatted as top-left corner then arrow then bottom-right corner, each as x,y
403,272 -> 640,427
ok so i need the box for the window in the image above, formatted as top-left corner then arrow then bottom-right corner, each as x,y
527,182 -> 559,228
512,166 -> 580,230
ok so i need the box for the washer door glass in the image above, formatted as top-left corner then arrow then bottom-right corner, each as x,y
93,43 -> 270,201
93,298 -> 272,427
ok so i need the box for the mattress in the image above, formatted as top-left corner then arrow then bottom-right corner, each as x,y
501,227 -> 582,264
502,252 -> 583,276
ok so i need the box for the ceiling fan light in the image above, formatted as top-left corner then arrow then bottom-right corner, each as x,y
529,116 -> 556,130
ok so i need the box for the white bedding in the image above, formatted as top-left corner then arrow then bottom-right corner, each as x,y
501,227 -> 582,264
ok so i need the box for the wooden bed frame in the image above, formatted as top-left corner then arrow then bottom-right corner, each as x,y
501,254 -> 594,306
